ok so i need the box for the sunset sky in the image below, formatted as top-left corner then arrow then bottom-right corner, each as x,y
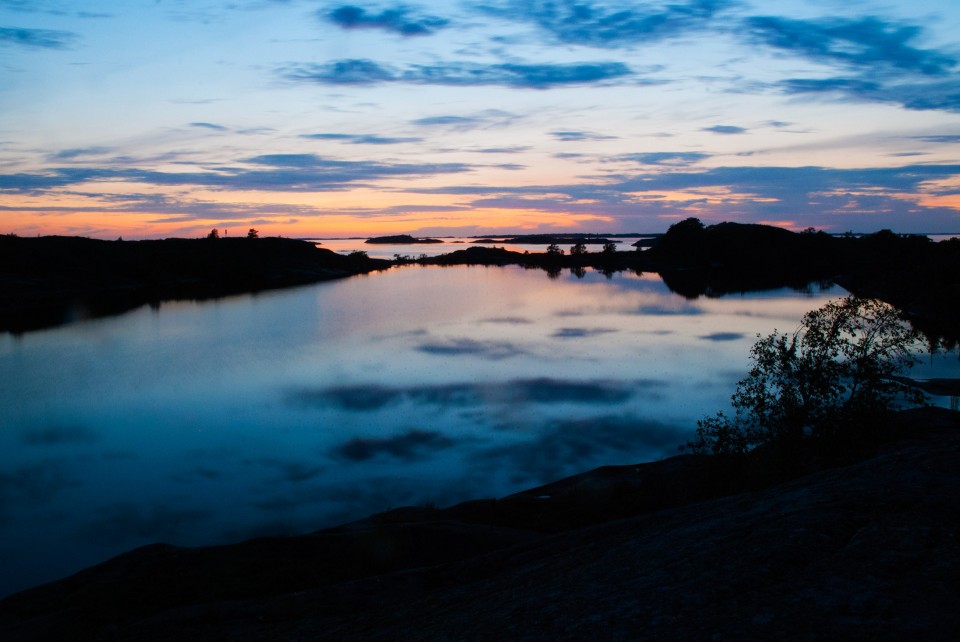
2,0 -> 960,238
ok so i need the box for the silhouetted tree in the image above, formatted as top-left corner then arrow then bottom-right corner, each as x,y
207,228 -> 220,239
602,241 -> 617,255
570,242 -> 587,255
546,243 -> 563,256
687,297 -> 925,456
247,228 -> 259,239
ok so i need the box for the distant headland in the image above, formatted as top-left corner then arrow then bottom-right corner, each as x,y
364,234 -> 444,244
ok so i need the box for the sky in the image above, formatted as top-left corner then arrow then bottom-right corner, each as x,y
2,0 -> 960,238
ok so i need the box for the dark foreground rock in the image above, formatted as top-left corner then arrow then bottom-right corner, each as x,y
2,408 -> 958,641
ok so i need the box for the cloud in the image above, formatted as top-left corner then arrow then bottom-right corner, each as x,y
703,125 -> 747,134
410,111 -> 520,131
0,26 -> 76,49
472,146 -> 530,154
745,16 -> 960,113
333,429 -> 457,461
324,5 -> 449,36
49,146 -> 112,161
746,16 -> 956,77
283,59 -> 634,88
776,76 -> 960,113
551,327 -> 618,339
412,115 -> 481,127
614,152 -> 710,166
551,130 -> 618,142
189,122 -> 229,131
302,132 -> 423,145
480,0 -> 734,48
0,153 -> 474,193
913,135 -> 960,144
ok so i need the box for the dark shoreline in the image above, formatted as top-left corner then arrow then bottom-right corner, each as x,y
4,223 -> 958,340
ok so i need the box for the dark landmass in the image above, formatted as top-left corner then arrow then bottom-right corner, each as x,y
2,407 -> 957,641
3,223 -> 959,344
473,234 -> 619,245
0,235 -> 389,333
424,222 -> 960,346
364,234 -> 444,244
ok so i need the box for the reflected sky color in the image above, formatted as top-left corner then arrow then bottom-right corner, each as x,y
2,1 -> 960,237
1,267 -> 957,597
0,265 -> 880,595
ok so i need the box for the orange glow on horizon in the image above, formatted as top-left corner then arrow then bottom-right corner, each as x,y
0,203 -> 615,240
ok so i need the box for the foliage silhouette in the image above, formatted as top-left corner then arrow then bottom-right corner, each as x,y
687,296 -> 925,457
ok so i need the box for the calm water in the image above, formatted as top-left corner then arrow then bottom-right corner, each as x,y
311,236 -> 649,259
0,266 -> 955,597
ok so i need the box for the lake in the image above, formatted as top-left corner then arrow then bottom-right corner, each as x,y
1,265 -> 956,597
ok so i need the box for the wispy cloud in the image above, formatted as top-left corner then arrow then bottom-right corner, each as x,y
0,26 -> 76,49
301,132 -> 423,145
0,154 -> 474,193
746,16 -> 960,113
746,16 -> 956,76
551,130 -> 618,142
282,59 -> 634,88
49,146 -> 113,161
777,77 -> 960,113
480,0 -> 734,48
614,152 -> 710,166
324,4 -> 449,36
703,125 -> 747,134
410,110 -> 520,131
189,122 -> 228,131
913,135 -> 960,144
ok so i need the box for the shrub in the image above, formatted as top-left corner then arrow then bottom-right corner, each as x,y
687,296 -> 925,456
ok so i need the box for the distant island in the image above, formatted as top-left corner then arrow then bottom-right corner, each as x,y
365,234 -> 444,244
473,234 -> 620,245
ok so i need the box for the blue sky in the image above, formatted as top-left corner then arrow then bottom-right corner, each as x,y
2,0 -> 960,237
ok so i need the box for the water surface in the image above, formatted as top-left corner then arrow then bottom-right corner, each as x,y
1,265 -> 951,597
